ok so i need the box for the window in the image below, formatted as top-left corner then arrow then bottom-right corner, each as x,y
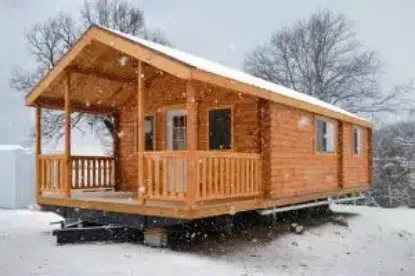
316,118 -> 336,153
353,126 -> 361,154
145,115 -> 154,151
209,108 -> 231,150
134,115 -> 155,152
172,115 -> 187,150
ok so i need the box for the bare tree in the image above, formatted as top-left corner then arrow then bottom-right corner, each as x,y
372,121 -> 415,207
244,10 -> 408,114
10,0 -> 170,148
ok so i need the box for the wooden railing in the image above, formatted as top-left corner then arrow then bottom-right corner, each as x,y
38,155 -> 66,193
71,156 -> 116,189
195,151 -> 262,201
143,151 -> 262,203
38,155 -> 115,195
143,151 -> 188,201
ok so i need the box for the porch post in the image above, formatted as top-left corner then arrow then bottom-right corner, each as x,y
137,61 -> 146,204
35,107 -> 42,199
113,112 -> 121,190
186,79 -> 198,207
64,72 -> 72,198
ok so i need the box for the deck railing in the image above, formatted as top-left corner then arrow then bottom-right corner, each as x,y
143,151 -> 188,201
195,151 -> 262,201
38,155 -> 115,195
71,156 -> 116,189
38,154 -> 66,194
143,151 -> 262,203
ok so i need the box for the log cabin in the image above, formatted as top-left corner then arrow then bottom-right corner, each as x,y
25,25 -> 372,226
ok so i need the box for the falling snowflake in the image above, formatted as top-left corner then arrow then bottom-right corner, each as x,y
139,186 -> 146,194
229,206 -> 236,215
117,131 -> 125,138
118,56 -> 128,66
298,116 -> 311,129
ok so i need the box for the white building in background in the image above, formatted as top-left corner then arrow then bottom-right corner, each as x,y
0,145 -> 35,209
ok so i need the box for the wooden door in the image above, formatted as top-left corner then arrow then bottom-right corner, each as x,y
166,109 -> 187,193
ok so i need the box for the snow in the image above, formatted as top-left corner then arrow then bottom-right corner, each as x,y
1,205 -> 414,275
99,25 -> 369,123
0,144 -> 27,151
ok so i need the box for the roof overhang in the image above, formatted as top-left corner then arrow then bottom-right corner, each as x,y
25,25 -> 372,128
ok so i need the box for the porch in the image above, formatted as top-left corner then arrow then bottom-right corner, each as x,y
37,150 -> 262,206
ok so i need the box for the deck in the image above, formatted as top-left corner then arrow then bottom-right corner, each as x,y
37,152 -> 369,219
36,151 -> 268,219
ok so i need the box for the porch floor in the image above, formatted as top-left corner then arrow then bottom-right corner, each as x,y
41,190 -> 183,207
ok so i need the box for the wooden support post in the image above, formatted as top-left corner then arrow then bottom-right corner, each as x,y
137,61 -> 146,204
368,128 -> 373,184
259,99 -> 270,198
337,122 -> 344,188
35,107 -> 42,199
186,79 -> 198,207
113,112 -> 121,190
64,72 -> 72,198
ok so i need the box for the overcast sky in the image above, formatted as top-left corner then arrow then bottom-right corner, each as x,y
1,0 -> 415,148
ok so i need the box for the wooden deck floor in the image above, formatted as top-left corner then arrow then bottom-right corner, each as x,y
42,190 -> 184,208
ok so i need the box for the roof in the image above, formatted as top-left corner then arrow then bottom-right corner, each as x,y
25,25 -> 372,127
103,26 -> 368,124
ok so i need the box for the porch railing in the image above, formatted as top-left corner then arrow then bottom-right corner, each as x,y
143,151 -> 262,203
195,151 -> 262,201
71,156 -> 116,189
38,154 -> 66,193
38,155 -> 115,195
143,151 -> 188,201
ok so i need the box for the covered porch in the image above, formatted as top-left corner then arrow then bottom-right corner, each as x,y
29,27 -> 263,217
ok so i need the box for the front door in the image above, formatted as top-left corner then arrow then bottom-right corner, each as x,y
166,109 -> 187,192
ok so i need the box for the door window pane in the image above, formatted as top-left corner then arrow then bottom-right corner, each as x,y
145,115 -> 154,151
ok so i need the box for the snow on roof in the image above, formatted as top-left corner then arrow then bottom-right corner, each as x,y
100,26 -> 368,123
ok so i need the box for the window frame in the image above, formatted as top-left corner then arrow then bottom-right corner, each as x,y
314,116 -> 337,154
353,126 -> 362,155
144,114 -> 155,151
207,105 -> 234,151
134,112 -> 156,152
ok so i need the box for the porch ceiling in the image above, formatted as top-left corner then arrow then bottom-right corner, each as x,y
34,41 -> 157,114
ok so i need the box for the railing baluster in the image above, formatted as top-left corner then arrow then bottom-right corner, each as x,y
147,157 -> 152,196
108,159 -> 113,187
163,158 -> 168,197
171,157 -> 176,197
219,158 -> 224,197
230,157 -> 235,196
92,158 -> 96,187
208,157 -> 213,198
177,158 -> 183,198
214,157 -> 219,197
236,158 -> 240,195
102,159 -> 107,188
226,157 -> 230,196
202,157 -> 207,199
96,159 -> 101,187
155,158 -> 160,197
250,159 -> 254,194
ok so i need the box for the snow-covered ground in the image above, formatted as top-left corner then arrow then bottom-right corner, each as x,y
0,204 -> 414,276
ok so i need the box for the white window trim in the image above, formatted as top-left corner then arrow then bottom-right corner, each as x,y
315,116 -> 337,153
353,126 -> 362,154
